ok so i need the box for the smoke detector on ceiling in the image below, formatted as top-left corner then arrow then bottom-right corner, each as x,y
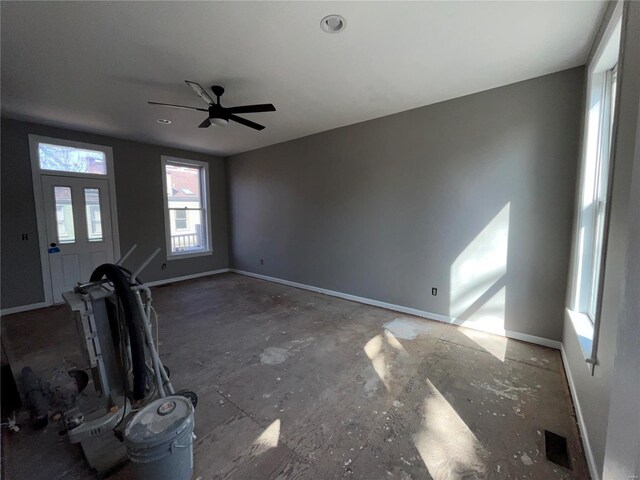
156,119 -> 171,125
321,15 -> 346,34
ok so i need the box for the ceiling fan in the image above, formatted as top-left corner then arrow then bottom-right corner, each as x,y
148,81 -> 276,130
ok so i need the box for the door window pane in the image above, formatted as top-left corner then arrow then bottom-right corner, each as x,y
39,143 -> 107,175
84,188 -> 103,241
56,206 -> 67,237
54,186 -> 75,243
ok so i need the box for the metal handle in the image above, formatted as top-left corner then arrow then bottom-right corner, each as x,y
116,244 -> 137,266
170,434 -> 195,451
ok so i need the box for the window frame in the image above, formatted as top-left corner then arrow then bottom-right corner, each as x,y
586,65 -> 617,320
161,156 -> 213,260
567,6 -> 622,369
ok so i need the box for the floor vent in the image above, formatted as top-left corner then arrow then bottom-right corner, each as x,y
545,430 -> 572,470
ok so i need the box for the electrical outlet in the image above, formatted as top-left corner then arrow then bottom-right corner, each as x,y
21,233 -> 28,241
432,288 -> 438,296
260,259 -> 264,265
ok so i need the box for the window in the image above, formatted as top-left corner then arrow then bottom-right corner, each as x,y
38,143 -> 107,175
587,66 -> 617,319
569,10 -> 621,364
161,157 -> 211,258
574,64 -> 619,322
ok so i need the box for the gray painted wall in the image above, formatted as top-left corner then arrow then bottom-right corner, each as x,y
227,67 -> 584,342
603,93 -> 640,480
563,2 -> 640,478
1,118 -> 229,309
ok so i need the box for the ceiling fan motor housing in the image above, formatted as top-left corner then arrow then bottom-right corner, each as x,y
211,85 -> 225,98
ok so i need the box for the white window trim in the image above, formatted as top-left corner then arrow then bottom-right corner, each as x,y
28,135 -> 121,307
567,3 -> 622,370
161,156 -> 213,260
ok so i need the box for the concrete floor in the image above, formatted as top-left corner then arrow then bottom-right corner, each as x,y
1,273 -> 589,479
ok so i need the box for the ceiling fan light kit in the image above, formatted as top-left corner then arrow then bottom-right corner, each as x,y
148,81 -> 276,131
209,117 -> 229,127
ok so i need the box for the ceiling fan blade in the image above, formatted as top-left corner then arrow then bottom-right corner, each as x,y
226,104 -> 276,114
185,81 -> 214,106
229,114 -> 265,131
148,101 -> 208,111
198,118 -> 211,128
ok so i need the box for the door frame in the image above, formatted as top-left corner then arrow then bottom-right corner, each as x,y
28,134 -> 121,306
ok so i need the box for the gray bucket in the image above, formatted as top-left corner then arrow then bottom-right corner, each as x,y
124,396 -> 195,480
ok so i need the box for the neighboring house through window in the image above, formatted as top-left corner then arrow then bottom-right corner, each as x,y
56,205 -> 68,238
175,209 -> 189,230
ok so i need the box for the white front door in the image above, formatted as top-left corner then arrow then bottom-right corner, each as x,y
41,175 -> 115,303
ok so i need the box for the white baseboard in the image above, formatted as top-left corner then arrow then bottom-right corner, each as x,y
0,301 -> 50,316
230,269 -> 562,350
145,268 -> 230,287
0,269 -> 231,315
560,344 -> 599,480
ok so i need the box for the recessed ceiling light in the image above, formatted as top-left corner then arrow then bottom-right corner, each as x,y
321,14 -> 346,34
156,118 -> 171,124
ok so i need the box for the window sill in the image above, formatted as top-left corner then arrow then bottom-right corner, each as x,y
566,308 -> 595,362
167,250 -> 213,261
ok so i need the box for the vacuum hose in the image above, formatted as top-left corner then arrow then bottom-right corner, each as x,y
90,264 -> 147,400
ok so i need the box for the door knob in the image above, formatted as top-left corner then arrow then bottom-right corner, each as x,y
50,242 -> 57,247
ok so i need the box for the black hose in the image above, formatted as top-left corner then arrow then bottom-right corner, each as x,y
90,264 -> 147,400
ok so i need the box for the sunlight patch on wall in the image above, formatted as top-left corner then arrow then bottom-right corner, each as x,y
460,286 -> 507,335
450,203 -> 509,337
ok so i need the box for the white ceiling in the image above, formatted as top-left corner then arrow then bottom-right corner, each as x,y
1,1 -> 606,157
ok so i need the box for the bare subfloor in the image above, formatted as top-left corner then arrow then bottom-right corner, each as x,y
1,273 -> 589,479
